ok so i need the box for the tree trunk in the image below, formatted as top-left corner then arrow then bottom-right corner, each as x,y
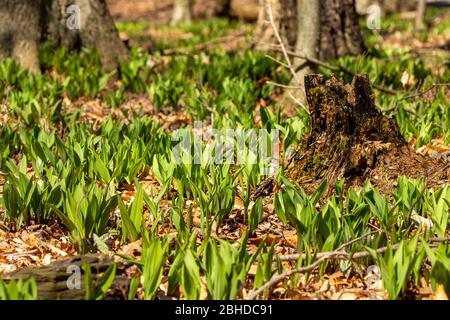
0,0 -> 43,73
252,0 -> 364,58
0,0 -> 129,73
292,0 -> 364,106
251,0 -> 298,51
171,0 -> 193,25
414,0 -> 427,31
289,0 -> 321,101
319,0 -> 366,61
230,0 -> 259,21
285,74 -> 448,194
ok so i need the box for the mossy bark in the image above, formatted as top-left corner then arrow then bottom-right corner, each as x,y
286,74 -> 448,194
0,0 -> 129,73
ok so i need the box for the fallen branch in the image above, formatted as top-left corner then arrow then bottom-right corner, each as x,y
382,83 -> 450,113
247,236 -> 450,300
401,83 -> 450,100
273,230 -> 379,262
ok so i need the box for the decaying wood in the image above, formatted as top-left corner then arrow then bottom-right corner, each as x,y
2,254 -> 129,300
286,74 -> 449,194
288,0 -> 321,102
247,236 -> 450,300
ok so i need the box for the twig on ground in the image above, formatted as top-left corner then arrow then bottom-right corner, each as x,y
276,230 -> 379,262
247,236 -> 450,300
398,83 -> 449,104
382,83 -> 449,113
0,222 -> 9,232
335,231 -> 380,252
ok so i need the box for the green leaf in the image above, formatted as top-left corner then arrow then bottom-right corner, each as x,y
83,261 -> 93,300
118,199 -> 139,242
128,277 -> 139,300
249,198 -> 264,235
142,236 -> 168,300
181,250 -> 201,300
310,179 -> 328,205
94,155 -> 111,183
94,264 -> 117,300
93,234 -> 109,254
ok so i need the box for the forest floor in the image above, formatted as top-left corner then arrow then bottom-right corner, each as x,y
107,0 -> 259,24
0,8 -> 450,300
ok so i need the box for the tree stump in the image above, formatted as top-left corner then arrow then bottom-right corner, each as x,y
2,254 -> 129,300
286,74 -> 449,194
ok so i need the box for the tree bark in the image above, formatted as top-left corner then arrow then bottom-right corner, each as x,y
355,0 -> 417,15
251,0 -> 298,51
252,0 -> 364,59
319,0 -> 366,61
230,0 -> 259,21
414,0 -> 427,31
0,0 -> 43,73
0,0 -> 129,73
293,0 -> 364,106
289,0 -> 321,101
286,74 -> 448,194
171,0 -> 193,25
